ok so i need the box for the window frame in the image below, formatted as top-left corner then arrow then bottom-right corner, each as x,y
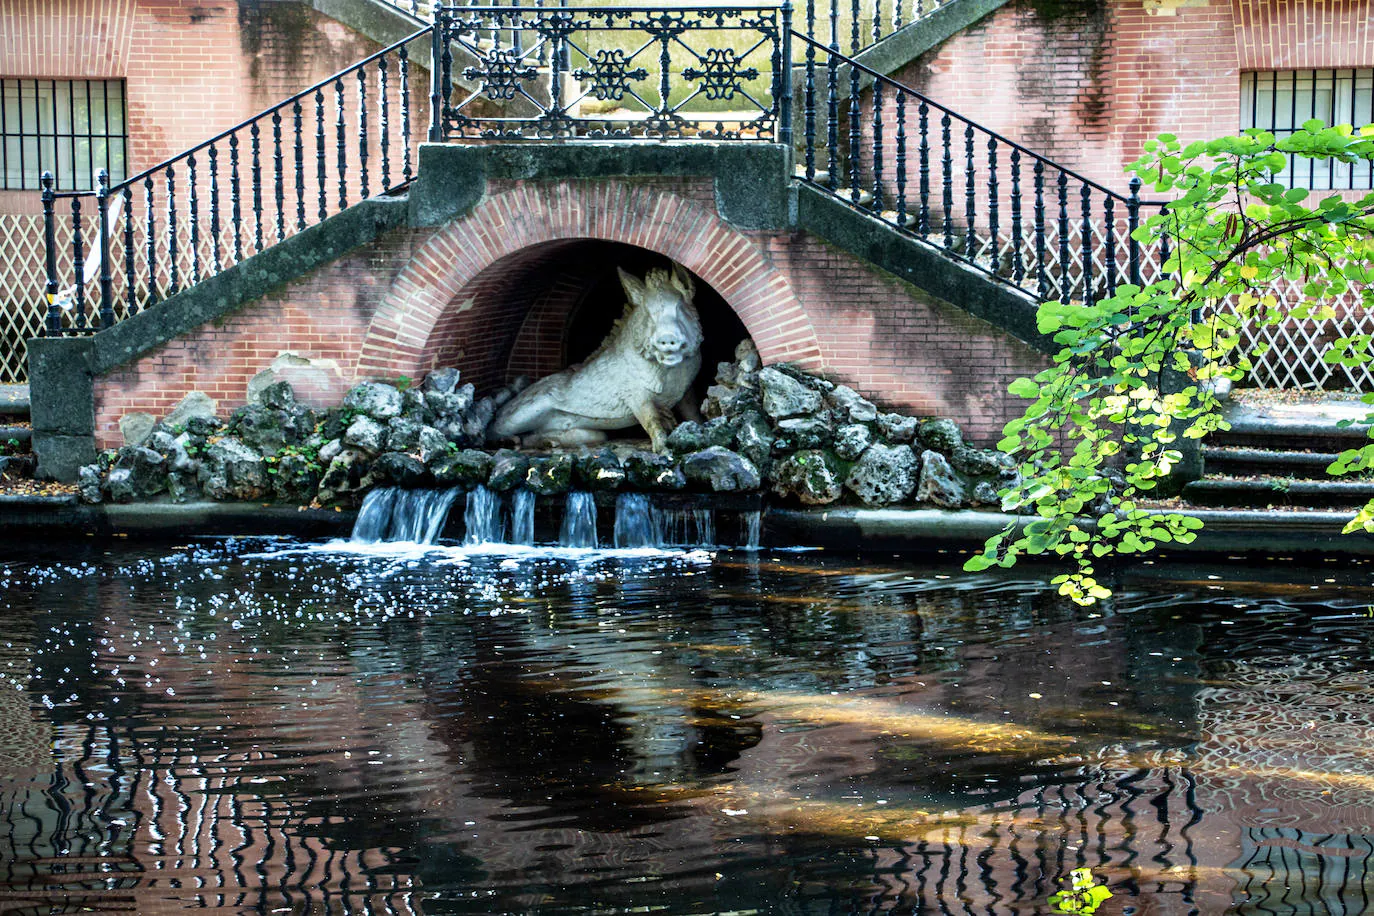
1,78 -> 129,191
1240,68 -> 1374,191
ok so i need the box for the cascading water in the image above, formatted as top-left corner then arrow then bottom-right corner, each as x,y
351,487 -> 460,545
463,485 -> 506,544
559,491 -> 599,548
740,511 -> 762,550
656,506 -> 715,547
614,493 -> 661,548
511,489 -> 536,546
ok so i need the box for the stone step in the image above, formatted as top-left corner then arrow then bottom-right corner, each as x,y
0,426 -> 32,448
1182,476 -> 1374,509
0,384 -> 29,419
1200,445 -> 1347,478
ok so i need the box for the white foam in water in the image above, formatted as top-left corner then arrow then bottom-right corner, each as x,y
351,487 -> 460,545
614,493 -> 661,548
559,491 -> 598,548
464,485 -> 506,545
511,489 -> 536,546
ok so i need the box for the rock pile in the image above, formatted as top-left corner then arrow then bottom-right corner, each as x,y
77,345 -> 1017,511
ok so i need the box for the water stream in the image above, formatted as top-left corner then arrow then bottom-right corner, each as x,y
558,491 -> 599,548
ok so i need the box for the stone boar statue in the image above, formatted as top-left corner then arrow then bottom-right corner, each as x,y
490,263 -> 703,452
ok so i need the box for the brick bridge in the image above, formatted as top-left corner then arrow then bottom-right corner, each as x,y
27,1 -> 1161,479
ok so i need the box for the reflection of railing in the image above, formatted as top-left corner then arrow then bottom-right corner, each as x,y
38,27 -> 431,336
793,31 -> 1169,305
434,4 -> 792,142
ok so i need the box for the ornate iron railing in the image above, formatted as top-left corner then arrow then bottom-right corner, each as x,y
434,4 -> 792,141
38,27 -> 431,336
34,2 -> 1173,343
794,31 -> 1170,305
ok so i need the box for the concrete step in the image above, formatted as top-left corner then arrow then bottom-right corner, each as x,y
1213,396 -> 1372,452
1182,476 -> 1374,509
1201,445 -> 1347,478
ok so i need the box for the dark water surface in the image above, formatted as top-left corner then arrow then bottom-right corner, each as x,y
2,538 -> 1374,914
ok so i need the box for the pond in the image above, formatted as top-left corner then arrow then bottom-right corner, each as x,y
2,536 -> 1373,914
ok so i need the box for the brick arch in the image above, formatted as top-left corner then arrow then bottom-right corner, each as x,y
356,182 -> 822,381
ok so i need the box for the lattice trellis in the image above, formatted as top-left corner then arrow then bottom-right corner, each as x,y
1214,274 -> 1374,391
0,216 -> 76,383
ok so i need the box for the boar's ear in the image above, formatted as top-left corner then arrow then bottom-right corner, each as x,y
670,262 -> 696,300
618,267 -> 647,307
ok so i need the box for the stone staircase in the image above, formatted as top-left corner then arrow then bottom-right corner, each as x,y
1182,393 -> 1374,511
0,385 -> 35,482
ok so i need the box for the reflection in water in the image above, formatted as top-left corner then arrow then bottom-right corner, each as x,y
1,540 -> 1374,913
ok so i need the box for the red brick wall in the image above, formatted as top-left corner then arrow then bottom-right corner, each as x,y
894,0 -> 1374,191
91,179 -> 1050,449
1,0 -> 399,216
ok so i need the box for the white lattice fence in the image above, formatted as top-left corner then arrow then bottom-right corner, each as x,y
0,215 -> 78,384
1216,275 -> 1374,391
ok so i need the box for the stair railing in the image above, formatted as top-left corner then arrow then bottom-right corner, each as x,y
40,26 -> 433,336
794,30 -> 1170,305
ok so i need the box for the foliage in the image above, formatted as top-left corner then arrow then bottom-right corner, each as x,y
966,120 -> 1374,603
1048,868 -> 1113,914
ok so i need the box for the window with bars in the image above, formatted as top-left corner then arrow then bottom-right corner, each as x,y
1241,69 -> 1374,190
0,79 -> 128,191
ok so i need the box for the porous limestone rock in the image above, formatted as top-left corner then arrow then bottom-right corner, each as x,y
918,418 -> 963,454
877,413 -> 918,444
845,443 -> 919,507
486,449 -> 530,491
422,367 -> 461,394
201,437 -> 268,501
915,449 -> 966,508
833,423 -> 873,461
771,449 -> 844,505
119,413 -> 156,448
315,448 -> 370,504
525,454 -> 576,496
759,366 -> 821,420
431,449 -> 492,487
344,416 -> 386,455
575,449 -> 626,491
622,449 -> 687,490
775,416 -> 833,450
681,446 -> 761,491
828,385 -> 878,424
372,452 -> 429,488
951,445 -> 1010,477
164,391 -> 218,429
343,381 -> 404,420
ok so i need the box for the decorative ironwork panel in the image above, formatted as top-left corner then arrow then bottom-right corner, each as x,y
436,4 -> 786,141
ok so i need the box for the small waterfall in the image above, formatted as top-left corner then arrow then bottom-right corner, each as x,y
740,510 -> 762,550
655,506 -> 715,547
463,485 -> 506,544
510,489 -> 536,546
351,487 -> 460,545
614,493 -> 661,548
559,491 -> 599,548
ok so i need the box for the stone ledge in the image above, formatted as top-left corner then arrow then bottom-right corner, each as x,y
768,505 -> 1374,556
408,142 -> 793,231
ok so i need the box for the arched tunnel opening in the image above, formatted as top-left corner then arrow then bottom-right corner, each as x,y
430,239 -> 750,440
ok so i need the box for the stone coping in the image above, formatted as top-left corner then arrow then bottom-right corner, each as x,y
1,499 -> 1372,558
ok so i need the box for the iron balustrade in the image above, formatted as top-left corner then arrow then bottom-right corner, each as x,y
37,27 -> 431,336
34,3 -> 1170,341
794,29 -> 1170,305
433,3 -> 792,142
385,0 -> 950,52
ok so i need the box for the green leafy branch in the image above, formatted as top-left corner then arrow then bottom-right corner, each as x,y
967,120 -> 1374,603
